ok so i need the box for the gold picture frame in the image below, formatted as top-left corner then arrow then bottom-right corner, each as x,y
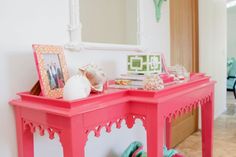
33,44 -> 69,98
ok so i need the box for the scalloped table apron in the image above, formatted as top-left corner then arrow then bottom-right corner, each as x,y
10,73 -> 215,157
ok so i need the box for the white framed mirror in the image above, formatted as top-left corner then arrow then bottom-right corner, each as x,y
66,0 -> 143,52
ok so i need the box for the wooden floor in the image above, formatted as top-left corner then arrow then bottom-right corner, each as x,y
176,92 -> 236,157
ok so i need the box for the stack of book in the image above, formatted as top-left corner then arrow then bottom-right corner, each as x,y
110,73 -> 176,90
111,74 -> 146,89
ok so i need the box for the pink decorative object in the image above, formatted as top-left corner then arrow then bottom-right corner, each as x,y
159,73 -> 175,83
161,53 -> 169,75
9,73 -> 214,157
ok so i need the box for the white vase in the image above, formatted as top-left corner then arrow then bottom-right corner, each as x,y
63,75 -> 91,100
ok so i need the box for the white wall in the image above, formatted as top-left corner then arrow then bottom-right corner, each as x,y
0,0 -> 68,156
199,0 -> 227,118
227,6 -> 236,58
140,0 -> 170,64
0,0 -> 170,157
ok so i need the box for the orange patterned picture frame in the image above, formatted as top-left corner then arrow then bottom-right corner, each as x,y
33,44 -> 69,98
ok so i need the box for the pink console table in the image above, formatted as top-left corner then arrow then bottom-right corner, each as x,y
10,73 -> 215,157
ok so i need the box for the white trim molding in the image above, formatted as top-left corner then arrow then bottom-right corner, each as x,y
65,0 -> 143,52
67,0 -> 81,44
65,42 -> 144,52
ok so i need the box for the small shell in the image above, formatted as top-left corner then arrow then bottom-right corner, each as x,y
143,75 -> 164,91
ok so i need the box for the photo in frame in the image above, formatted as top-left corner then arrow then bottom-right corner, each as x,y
33,44 -> 69,98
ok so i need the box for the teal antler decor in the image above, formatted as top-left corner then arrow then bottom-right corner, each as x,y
153,0 -> 164,22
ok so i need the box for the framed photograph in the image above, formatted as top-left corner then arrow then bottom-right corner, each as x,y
127,54 -> 162,74
33,44 -> 69,98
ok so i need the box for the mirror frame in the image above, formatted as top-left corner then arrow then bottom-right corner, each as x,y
65,0 -> 143,52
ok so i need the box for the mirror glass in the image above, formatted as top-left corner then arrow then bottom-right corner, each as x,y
79,0 -> 139,45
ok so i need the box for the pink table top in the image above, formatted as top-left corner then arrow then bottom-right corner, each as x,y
10,73 -> 213,117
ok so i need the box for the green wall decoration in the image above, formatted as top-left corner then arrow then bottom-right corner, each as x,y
153,0 -> 164,22
128,54 -> 162,74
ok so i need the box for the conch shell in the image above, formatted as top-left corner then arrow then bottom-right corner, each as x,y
79,64 -> 107,92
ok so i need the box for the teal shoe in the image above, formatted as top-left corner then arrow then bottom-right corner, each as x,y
163,146 -> 178,157
122,142 -> 178,157
121,141 -> 143,157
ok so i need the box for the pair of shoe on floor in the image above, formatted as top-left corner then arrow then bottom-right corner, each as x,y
121,141 -> 184,157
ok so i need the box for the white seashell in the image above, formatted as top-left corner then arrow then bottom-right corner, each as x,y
63,75 -> 91,100
79,64 -> 107,92
143,75 -> 164,91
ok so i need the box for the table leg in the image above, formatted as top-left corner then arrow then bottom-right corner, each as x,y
146,107 -> 164,157
201,97 -> 214,157
166,118 -> 172,149
14,107 -> 34,157
60,117 -> 87,157
61,132 -> 86,157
